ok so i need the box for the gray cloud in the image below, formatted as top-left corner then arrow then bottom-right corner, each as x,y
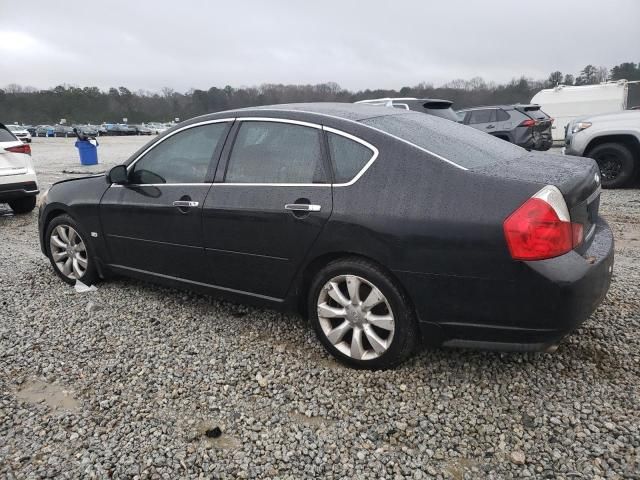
0,0 -> 638,92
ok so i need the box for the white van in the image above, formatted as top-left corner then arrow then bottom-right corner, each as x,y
530,81 -> 632,143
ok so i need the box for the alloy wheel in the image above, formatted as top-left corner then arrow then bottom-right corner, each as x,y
596,153 -> 622,181
317,275 -> 395,360
49,225 -> 88,280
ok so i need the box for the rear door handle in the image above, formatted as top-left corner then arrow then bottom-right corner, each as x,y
285,203 -> 321,212
173,200 -> 199,207
486,124 -> 495,129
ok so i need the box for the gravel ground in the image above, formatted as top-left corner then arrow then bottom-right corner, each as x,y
1,138 -> 639,479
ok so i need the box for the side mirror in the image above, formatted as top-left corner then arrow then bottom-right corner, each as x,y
107,165 -> 129,185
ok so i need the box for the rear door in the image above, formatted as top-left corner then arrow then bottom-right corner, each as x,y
99,120 -> 232,282
202,118 -> 333,300
467,109 -> 497,133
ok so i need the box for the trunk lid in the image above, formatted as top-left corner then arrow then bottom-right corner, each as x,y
472,152 -> 601,248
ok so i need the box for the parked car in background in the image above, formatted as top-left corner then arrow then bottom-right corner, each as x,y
131,125 -> 153,135
0,122 -> 39,213
7,125 -> 32,143
564,110 -> 640,188
144,122 -> 169,134
24,125 -> 37,137
73,125 -> 99,137
531,81 -> 630,143
457,105 -> 553,151
105,124 -> 136,136
355,98 -> 458,121
38,103 -> 613,369
54,125 -> 75,138
35,125 -> 55,137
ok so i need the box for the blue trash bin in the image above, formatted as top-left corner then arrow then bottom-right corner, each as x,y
75,140 -> 99,165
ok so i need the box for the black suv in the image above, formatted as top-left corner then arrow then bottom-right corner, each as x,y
457,105 -> 553,151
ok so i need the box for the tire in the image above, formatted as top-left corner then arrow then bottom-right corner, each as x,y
588,143 -> 636,188
8,196 -> 36,214
308,258 -> 418,369
45,214 -> 99,286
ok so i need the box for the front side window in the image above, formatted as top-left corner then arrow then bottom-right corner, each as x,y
327,132 -> 375,183
130,123 -> 228,184
225,121 -> 326,184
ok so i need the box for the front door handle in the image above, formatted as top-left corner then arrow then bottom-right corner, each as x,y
285,203 -> 321,212
173,200 -> 199,207
486,124 -> 495,129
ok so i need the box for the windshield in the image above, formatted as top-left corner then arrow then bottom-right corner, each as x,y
361,112 -> 526,169
7,125 -> 22,131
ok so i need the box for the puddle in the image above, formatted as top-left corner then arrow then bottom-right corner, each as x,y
16,379 -> 80,411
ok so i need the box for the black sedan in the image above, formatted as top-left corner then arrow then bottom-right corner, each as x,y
38,103 -> 614,369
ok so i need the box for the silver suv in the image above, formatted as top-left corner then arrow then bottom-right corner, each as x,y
564,110 -> 640,188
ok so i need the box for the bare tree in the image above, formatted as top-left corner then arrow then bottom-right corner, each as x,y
596,66 -> 609,83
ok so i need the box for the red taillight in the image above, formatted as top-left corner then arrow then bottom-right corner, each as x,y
518,119 -> 537,127
504,186 -> 584,261
5,144 -> 31,156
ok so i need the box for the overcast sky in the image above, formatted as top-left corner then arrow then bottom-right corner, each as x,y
0,0 -> 638,92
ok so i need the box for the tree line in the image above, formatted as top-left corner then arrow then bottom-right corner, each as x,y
2,62 -> 638,125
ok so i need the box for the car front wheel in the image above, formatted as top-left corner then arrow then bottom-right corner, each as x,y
45,214 -> 98,285
309,258 -> 418,369
589,143 -> 636,188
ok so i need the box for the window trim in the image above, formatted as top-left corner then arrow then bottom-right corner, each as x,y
114,118 -> 235,187
217,118 -> 378,188
324,126 -> 378,187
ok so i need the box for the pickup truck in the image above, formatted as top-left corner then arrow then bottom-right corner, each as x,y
564,110 -> 640,188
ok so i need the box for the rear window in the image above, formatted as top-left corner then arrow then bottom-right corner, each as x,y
0,126 -> 17,142
361,112 -> 526,169
522,107 -> 549,120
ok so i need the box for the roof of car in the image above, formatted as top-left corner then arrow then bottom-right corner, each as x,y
457,104 -> 541,112
211,102 -> 410,123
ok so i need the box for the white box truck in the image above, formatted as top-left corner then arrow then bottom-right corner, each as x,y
530,81 -> 635,143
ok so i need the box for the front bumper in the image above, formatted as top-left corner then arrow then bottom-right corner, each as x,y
398,218 -> 614,351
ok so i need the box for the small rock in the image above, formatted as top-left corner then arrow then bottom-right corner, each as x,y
511,450 -> 526,465
86,301 -> 102,314
256,373 -> 268,388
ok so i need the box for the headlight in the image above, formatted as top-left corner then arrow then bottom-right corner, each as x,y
571,122 -> 592,134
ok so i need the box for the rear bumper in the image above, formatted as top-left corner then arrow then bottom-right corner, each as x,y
397,218 -> 614,351
0,180 -> 39,202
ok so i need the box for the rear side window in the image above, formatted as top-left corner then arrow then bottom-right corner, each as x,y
130,122 -> 228,184
468,109 -> 496,124
523,108 -> 549,120
496,109 -> 510,121
225,121 -> 326,184
0,126 -> 17,142
327,132 -> 375,183
362,112 -> 526,169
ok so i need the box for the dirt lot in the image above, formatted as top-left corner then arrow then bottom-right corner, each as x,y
1,137 -> 639,479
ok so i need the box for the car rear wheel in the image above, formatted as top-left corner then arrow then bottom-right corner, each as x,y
8,196 -> 36,214
46,214 -> 98,286
588,143 -> 636,188
308,258 -> 418,369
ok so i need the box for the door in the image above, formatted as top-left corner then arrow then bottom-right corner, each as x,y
100,121 -> 232,282
202,119 -> 333,300
467,109 -> 497,132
